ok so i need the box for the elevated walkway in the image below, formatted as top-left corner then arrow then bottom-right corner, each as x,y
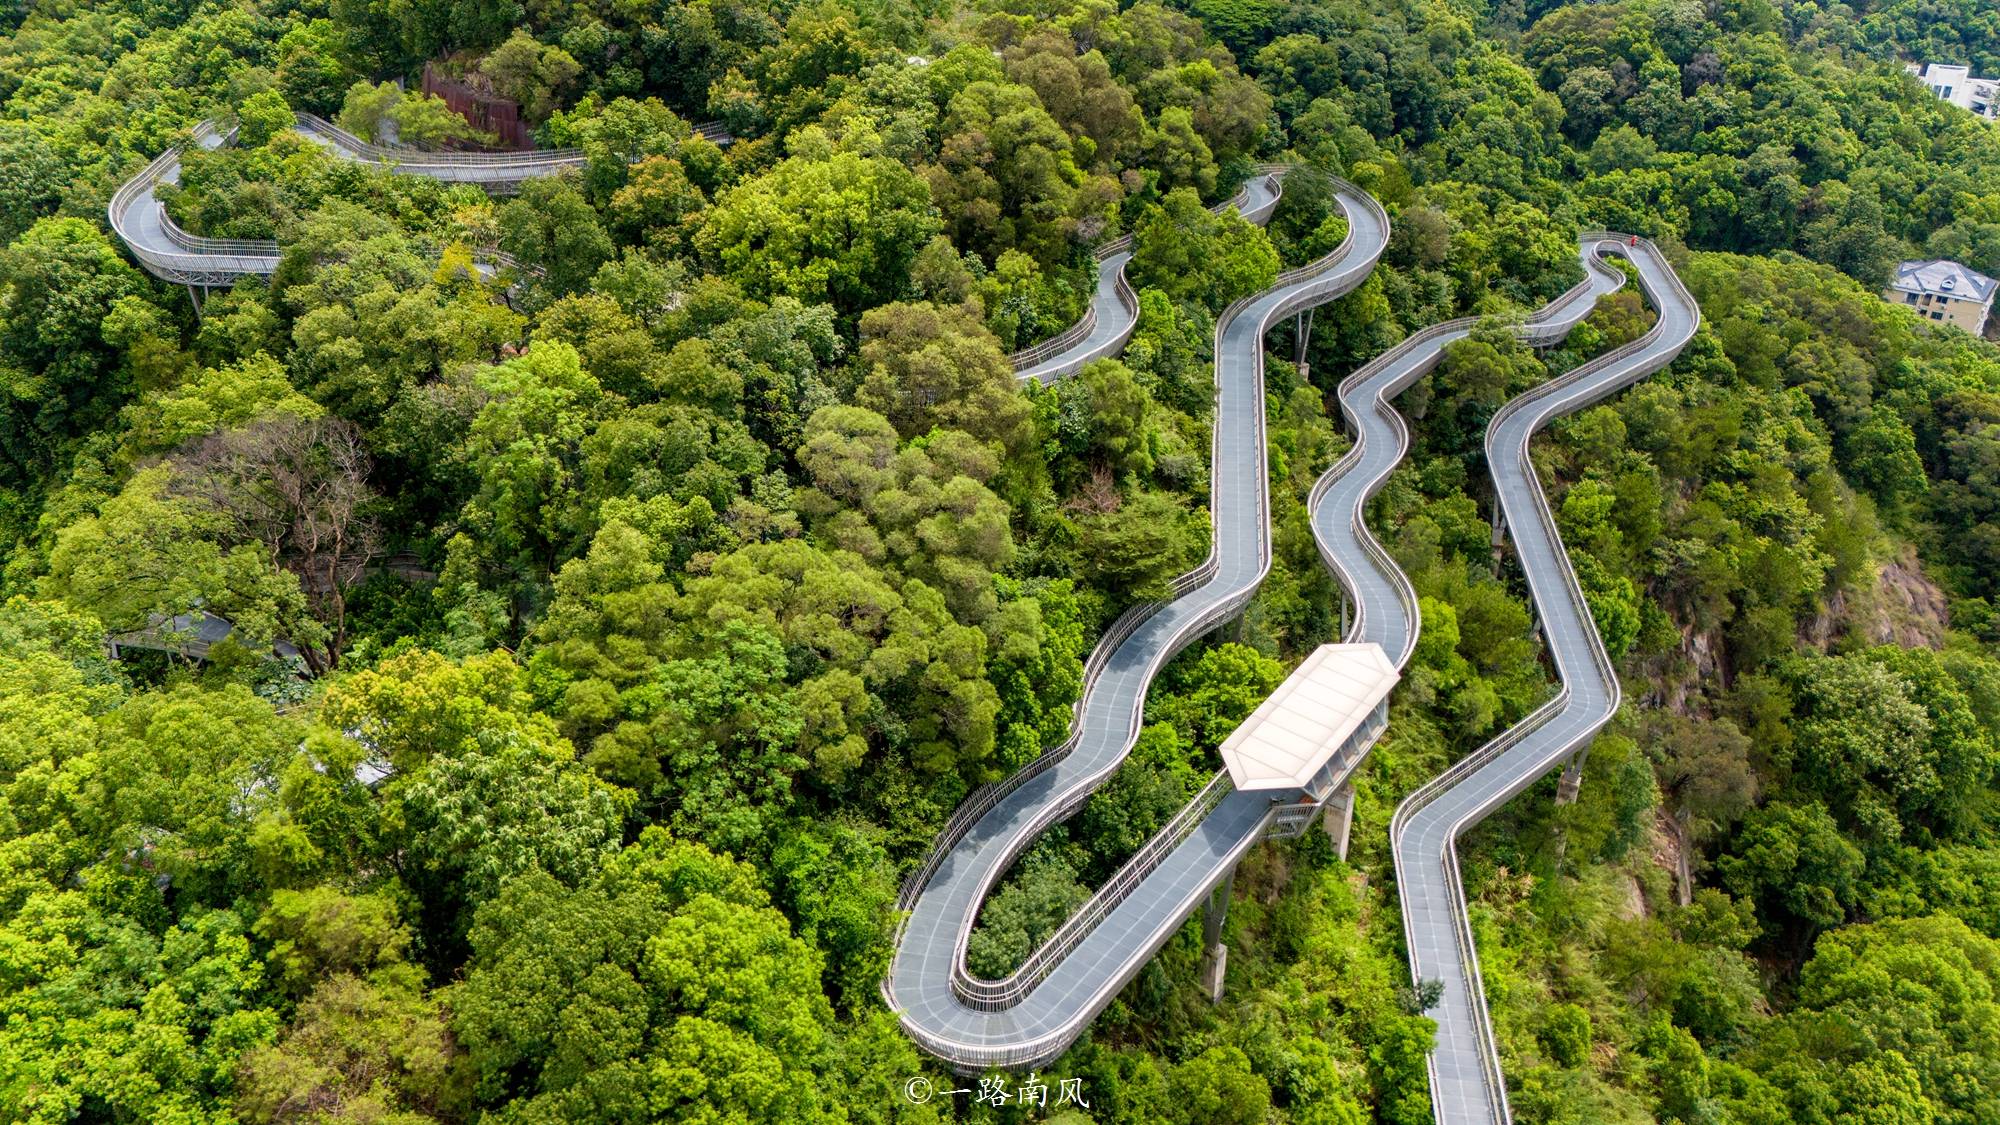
886,177 -> 1391,1073
109,112 -> 731,288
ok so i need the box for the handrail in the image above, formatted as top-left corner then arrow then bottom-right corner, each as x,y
896,790 -> 1278,1070
887,175 -> 1389,1071
1008,171 -> 1282,378
1006,303 -> 1099,368
895,165 -> 1306,923
297,112 -> 587,170
110,111 -> 732,286
1385,236 -> 1698,1125
952,769 -> 1235,1008
1306,250 -> 1621,665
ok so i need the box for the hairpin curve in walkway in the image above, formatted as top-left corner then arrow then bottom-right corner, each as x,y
887,175 -> 1389,1073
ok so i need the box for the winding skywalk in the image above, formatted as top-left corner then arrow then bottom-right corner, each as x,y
888,175 -> 1389,1071
1307,240 -> 1627,671
1010,171 -> 1284,383
1385,237 -> 1700,1125
109,112 -> 731,286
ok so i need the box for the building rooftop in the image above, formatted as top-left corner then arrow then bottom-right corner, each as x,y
107,608 -> 302,662
1219,643 -> 1400,791
1908,62 -> 1999,119
1891,259 -> 1998,304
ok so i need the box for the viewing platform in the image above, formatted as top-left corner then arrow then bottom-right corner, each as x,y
1222,642 -> 1398,838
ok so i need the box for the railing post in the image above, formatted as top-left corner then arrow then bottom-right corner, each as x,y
1200,869 -> 1233,1003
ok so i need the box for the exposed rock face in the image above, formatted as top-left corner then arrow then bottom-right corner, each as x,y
1866,549 -> 1950,648
1800,545 -> 1949,652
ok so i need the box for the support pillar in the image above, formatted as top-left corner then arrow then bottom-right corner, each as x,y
1200,869 -> 1233,1003
1321,781 -> 1357,862
186,284 -> 206,318
1339,593 -> 1349,641
1293,309 -> 1315,365
1555,749 -> 1588,805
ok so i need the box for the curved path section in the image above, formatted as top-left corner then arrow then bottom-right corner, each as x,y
109,113 -> 731,286
1308,241 -> 1626,669
1388,237 -> 1699,1125
888,178 -> 1388,1072
1012,171 -> 1284,383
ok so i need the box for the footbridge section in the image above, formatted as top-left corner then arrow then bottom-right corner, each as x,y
887,177 -> 1389,1072
109,113 -> 731,289
1387,237 -> 1699,1125
1307,240 -> 1628,670
1010,170 -> 1284,384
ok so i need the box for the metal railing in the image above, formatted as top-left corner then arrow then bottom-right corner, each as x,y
1007,171 -> 1281,378
951,769 -> 1235,1008
1006,302 -> 1100,369
894,167 -> 1310,925
887,176 -> 1389,1069
895,791 -> 1277,1072
1385,236 -> 1698,1125
297,112 -> 733,168
110,111 -> 728,285
105,121 -> 284,283
1305,248 -> 1622,669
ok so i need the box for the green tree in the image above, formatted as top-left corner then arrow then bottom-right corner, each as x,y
796,406 -> 1017,622
1129,187 -> 1279,308
399,718 -> 631,930
1074,490 -> 1205,601
456,340 -> 607,583
0,218 -> 150,481
44,466 -> 318,659
698,147 -> 941,318
275,20 -> 360,113
1719,801 -> 1865,933
0,896 -> 278,1124
337,80 -> 403,143
445,829 -> 843,1124
498,176 -> 615,296
237,90 -> 295,148
1167,1045 -> 1270,1125
927,79 -> 1087,270
478,29 -> 581,124
965,847 -> 1090,979
234,969 -> 454,1125
1754,915 -> 2000,1125
855,301 -> 1032,453
389,91 -> 493,148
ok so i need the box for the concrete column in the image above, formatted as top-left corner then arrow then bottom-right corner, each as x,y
1555,749 -> 1588,805
1200,870 -> 1233,1003
1321,781 -> 1357,862
1200,943 -> 1229,1003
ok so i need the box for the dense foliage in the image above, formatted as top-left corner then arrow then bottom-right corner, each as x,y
2,0 -> 2000,1122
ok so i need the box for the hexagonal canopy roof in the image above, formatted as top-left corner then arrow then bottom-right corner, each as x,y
1220,643 -> 1400,791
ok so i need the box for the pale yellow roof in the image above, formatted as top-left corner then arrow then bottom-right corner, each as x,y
1220,644 -> 1399,791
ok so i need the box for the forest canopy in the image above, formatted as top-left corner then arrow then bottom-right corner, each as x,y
1,0 -> 1999,1122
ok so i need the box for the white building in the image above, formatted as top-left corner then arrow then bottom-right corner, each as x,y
1908,62 -> 1999,119
1885,258 -> 1999,336
1219,642 -> 1401,853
